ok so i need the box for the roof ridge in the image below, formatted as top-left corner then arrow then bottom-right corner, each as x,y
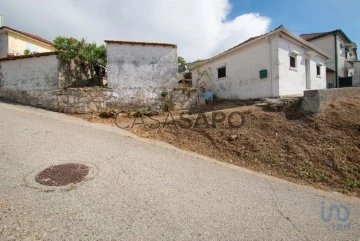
191,25 -> 330,70
0,26 -> 54,46
299,29 -> 352,43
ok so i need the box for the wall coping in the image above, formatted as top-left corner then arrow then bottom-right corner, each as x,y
0,52 -> 58,62
105,40 -> 177,48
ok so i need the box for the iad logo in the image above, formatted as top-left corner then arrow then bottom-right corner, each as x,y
320,201 -> 351,231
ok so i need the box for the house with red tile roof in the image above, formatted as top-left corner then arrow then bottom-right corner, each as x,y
300,30 -> 357,88
191,26 -> 330,99
0,26 -> 55,58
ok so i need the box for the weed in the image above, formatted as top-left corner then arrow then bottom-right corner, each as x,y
319,172 -> 329,182
348,179 -> 358,189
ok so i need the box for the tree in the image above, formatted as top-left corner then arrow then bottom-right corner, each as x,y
178,56 -> 186,65
24,49 -> 31,55
53,36 -> 106,86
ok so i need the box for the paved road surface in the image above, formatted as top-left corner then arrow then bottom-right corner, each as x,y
0,102 -> 359,240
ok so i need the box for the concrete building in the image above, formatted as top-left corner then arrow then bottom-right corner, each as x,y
300,30 -> 358,88
354,61 -> 360,87
105,40 -> 178,106
191,26 -> 329,100
0,26 -> 55,58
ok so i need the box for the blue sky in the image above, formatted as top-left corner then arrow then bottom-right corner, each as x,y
228,0 -> 360,46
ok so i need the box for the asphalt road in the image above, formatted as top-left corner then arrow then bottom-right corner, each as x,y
0,101 -> 359,241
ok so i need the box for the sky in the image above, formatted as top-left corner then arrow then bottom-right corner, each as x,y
1,0 -> 359,61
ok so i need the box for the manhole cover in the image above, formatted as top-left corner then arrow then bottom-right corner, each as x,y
35,163 -> 89,186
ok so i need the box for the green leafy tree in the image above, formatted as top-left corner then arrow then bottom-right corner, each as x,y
53,36 -> 106,86
24,49 -> 31,55
178,56 -> 186,65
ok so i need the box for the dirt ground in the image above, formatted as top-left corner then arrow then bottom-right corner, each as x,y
73,97 -> 360,197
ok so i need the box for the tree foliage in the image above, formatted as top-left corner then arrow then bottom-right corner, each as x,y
23,49 -> 38,56
24,49 -> 31,55
53,36 -> 106,86
178,56 -> 186,65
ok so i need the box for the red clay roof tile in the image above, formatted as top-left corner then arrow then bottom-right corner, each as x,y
300,29 -> 352,43
0,26 -> 54,46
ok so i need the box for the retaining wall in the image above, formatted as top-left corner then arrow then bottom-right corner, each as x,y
0,53 -> 59,109
0,49 -> 193,113
301,87 -> 360,113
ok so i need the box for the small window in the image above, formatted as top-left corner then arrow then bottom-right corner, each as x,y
290,55 -> 296,68
316,65 -> 321,76
218,66 -> 226,79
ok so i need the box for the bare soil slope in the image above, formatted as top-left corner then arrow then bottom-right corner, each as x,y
135,97 -> 360,197
75,96 -> 360,196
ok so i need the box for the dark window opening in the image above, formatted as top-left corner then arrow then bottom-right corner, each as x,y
345,48 -> 350,58
290,55 -> 296,68
218,67 -> 226,78
316,65 -> 321,76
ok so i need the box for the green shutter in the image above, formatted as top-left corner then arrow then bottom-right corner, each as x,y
260,69 -> 267,79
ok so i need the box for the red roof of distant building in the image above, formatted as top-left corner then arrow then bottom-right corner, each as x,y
300,29 -> 352,43
0,26 -> 54,46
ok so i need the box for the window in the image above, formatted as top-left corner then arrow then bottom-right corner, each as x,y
345,48 -> 350,58
316,65 -> 321,76
218,66 -> 226,78
290,55 -> 296,68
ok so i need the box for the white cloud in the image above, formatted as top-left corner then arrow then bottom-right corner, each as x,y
1,0 -> 271,61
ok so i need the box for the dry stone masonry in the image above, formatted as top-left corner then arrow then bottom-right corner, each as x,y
0,45 -> 194,113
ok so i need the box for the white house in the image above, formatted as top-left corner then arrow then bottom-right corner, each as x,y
105,40 -> 178,106
191,26 -> 330,100
300,30 -> 357,88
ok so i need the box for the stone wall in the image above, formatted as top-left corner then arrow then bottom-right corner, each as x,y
0,53 -> 59,109
0,53 -> 116,113
105,41 -> 178,106
0,46 -> 193,113
56,87 -> 118,113
172,89 -> 203,110
301,87 -> 360,113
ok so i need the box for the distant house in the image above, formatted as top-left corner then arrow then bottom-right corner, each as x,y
0,26 -> 55,58
300,30 -> 358,88
191,26 -> 330,100
105,40 -> 178,106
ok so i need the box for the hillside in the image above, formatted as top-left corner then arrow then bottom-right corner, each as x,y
135,97 -> 360,196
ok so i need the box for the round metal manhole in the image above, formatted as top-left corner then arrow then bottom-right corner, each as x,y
35,163 -> 89,186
